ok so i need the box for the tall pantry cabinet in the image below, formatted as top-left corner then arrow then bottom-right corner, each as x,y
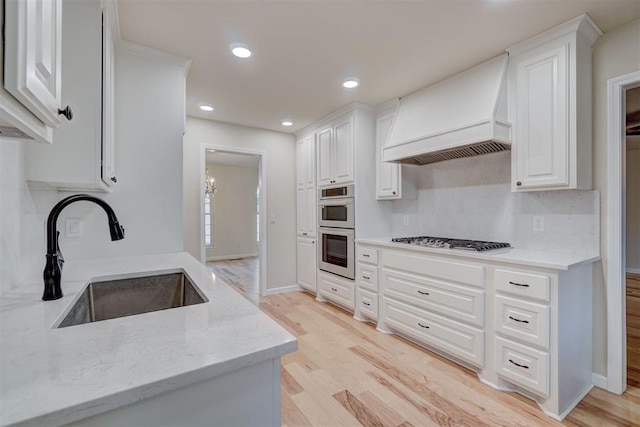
296,133 -> 317,293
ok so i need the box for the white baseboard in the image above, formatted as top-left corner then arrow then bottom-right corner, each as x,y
592,372 -> 608,390
627,267 -> 640,274
262,284 -> 301,296
206,253 -> 258,262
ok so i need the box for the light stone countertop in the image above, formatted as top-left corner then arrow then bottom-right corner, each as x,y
0,252 -> 297,427
355,238 -> 600,270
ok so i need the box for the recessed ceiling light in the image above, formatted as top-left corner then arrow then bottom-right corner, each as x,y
199,104 -> 214,112
281,120 -> 293,127
342,79 -> 359,89
230,43 -> 252,59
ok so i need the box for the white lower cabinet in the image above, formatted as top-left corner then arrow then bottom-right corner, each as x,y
354,245 -> 379,322
317,272 -> 354,311
351,241 -> 593,421
296,237 -> 317,293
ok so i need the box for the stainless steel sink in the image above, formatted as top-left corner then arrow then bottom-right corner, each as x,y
58,272 -> 207,328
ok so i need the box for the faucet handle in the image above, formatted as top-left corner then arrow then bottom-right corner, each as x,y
56,231 -> 65,271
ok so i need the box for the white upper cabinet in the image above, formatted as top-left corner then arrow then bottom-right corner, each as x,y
25,0 -> 117,191
317,116 -> 354,187
296,134 -> 316,237
508,14 -> 601,192
4,0 -> 65,129
375,100 -> 417,200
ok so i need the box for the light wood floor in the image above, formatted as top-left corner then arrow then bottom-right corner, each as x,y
211,261 -> 640,425
207,257 -> 259,305
261,291 -> 640,427
628,273 -> 640,386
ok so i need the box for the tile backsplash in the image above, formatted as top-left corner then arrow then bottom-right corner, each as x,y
391,151 -> 599,254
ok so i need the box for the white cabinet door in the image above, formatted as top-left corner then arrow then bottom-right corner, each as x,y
297,237 -> 317,293
333,118 -> 354,184
24,0 -> 115,191
304,134 -> 316,186
376,112 -> 400,199
101,0 -> 117,186
296,138 -> 306,189
317,127 -> 333,186
512,44 -> 569,190
4,0 -> 64,128
296,186 -> 316,237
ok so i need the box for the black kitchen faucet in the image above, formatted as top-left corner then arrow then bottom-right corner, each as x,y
42,194 -> 125,301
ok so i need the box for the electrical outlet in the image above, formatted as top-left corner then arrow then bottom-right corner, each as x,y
65,218 -> 83,238
403,215 -> 409,226
532,215 -> 545,232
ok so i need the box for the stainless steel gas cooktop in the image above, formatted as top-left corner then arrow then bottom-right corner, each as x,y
391,236 -> 511,252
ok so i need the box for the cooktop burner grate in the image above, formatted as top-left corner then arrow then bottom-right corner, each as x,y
391,236 -> 511,252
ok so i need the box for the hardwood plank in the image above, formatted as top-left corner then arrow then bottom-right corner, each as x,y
281,388 -> 312,427
333,389 -> 387,427
281,365 -> 304,396
357,390 -> 410,427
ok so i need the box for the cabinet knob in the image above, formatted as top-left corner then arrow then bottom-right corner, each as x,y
110,176 -> 117,183
57,106 -> 73,121
392,191 -> 396,195
516,181 -> 522,187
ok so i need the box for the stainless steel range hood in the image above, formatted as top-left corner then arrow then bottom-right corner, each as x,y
382,54 -> 511,165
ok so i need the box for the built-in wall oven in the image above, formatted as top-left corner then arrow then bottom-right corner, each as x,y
318,185 -> 355,228
318,184 -> 355,280
318,227 -> 355,280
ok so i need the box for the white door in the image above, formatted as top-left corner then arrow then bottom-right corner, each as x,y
296,138 -> 306,189
377,112 -> 400,198
297,237 -> 317,292
304,134 -> 316,186
317,127 -> 333,186
333,118 -> 354,184
513,44 -> 569,189
4,0 -> 64,128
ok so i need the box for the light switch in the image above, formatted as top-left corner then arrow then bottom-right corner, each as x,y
65,219 -> 82,238
532,215 -> 545,232
270,214 -> 277,224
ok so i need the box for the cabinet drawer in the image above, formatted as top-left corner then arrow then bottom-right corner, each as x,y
384,270 -> 484,327
318,274 -> 354,310
495,336 -> 549,398
383,297 -> 484,367
358,246 -> 378,264
495,295 -> 549,349
383,251 -> 484,288
357,263 -> 378,291
357,288 -> 378,320
495,269 -> 550,302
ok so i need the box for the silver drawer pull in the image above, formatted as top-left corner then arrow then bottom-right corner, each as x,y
417,290 -> 430,296
509,281 -> 530,288
362,301 -> 371,306
417,322 -> 429,329
362,254 -> 370,258
331,287 -> 338,292
508,359 -> 529,369
362,275 -> 371,280
508,316 -> 529,324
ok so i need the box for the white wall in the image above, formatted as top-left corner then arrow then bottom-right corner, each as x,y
391,151 -> 600,255
0,44 -> 187,292
0,141 -> 59,292
592,18 -> 640,376
183,117 -> 296,291
55,46 -> 186,261
205,163 -> 259,260
627,149 -> 640,273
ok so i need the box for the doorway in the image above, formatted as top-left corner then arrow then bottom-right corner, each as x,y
606,71 -> 640,394
200,145 -> 267,302
625,86 -> 640,386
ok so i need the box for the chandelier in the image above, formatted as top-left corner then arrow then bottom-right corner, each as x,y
205,168 -> 217,196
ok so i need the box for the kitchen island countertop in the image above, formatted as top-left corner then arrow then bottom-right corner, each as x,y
0,252 -> 297,427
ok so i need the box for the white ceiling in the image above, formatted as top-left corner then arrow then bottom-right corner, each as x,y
117,0 -> 640,134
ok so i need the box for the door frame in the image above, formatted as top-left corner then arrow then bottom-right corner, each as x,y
606,70 -> 640,394
200,144 -> 268,296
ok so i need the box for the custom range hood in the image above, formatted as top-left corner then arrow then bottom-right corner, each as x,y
382,53 -> 511,165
